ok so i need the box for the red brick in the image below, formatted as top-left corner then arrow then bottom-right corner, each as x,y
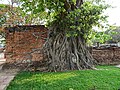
5,25 -> 48,63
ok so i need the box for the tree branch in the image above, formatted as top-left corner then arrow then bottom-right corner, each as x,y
64,0 -> 71,12
76,0 -> 83,8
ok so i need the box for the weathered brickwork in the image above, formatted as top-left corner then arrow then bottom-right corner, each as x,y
92,47 -> 120,65
4,25 -> 120,65
5,25 -> 47,63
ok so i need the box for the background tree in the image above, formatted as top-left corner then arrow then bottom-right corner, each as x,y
105,26 -> 120,43
92,31 -> 112,45
0,4 -> 7,27
0,3 -> 23,27
0,1 -> 47,46
17,0 -> 109,71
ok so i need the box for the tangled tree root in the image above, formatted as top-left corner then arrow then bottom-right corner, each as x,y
44,31 -> 96,72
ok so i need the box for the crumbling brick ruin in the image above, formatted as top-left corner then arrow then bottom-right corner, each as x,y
4,25 -> 120,66
92,47 -> 120,65
5,25 -> 47,64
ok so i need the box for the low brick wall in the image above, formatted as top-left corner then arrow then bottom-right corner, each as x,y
5,25 -> 47,63
4,25 -> 120,65
92,47 -> 120,65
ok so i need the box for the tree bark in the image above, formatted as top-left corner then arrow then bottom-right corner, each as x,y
44,30 -> 95,72
76,0 -> 83,8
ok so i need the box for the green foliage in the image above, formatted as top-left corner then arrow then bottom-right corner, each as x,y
0,15 -> 6,27
20,0 -> 109,42
93,31 -> 112,43
0,4 -> 7,26
0,4 -> 8,9
105,26 -> 120,42
64,1 -> 108,38
91,25 -> 119,44
7,66 -> 120,90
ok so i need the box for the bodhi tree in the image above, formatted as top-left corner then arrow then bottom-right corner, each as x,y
20,0 -> 109,71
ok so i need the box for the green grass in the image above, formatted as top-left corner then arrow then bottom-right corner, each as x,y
7,66 -> 120,90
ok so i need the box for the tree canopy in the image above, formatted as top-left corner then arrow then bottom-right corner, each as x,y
20,0 -> 109,42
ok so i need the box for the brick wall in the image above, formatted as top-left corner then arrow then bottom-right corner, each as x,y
92,47 -> 120,65
5,25 -> 47,63
5,25 -> 120,65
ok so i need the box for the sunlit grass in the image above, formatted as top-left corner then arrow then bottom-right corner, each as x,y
7,66 -> 120,90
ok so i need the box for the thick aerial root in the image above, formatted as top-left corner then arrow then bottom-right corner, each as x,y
44,32 -> 95,72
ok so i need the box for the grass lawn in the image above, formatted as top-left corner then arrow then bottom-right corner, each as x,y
7,66 -> 120,90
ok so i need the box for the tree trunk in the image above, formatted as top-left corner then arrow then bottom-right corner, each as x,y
44,30 -> 95,72
43,0 -> 96,72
